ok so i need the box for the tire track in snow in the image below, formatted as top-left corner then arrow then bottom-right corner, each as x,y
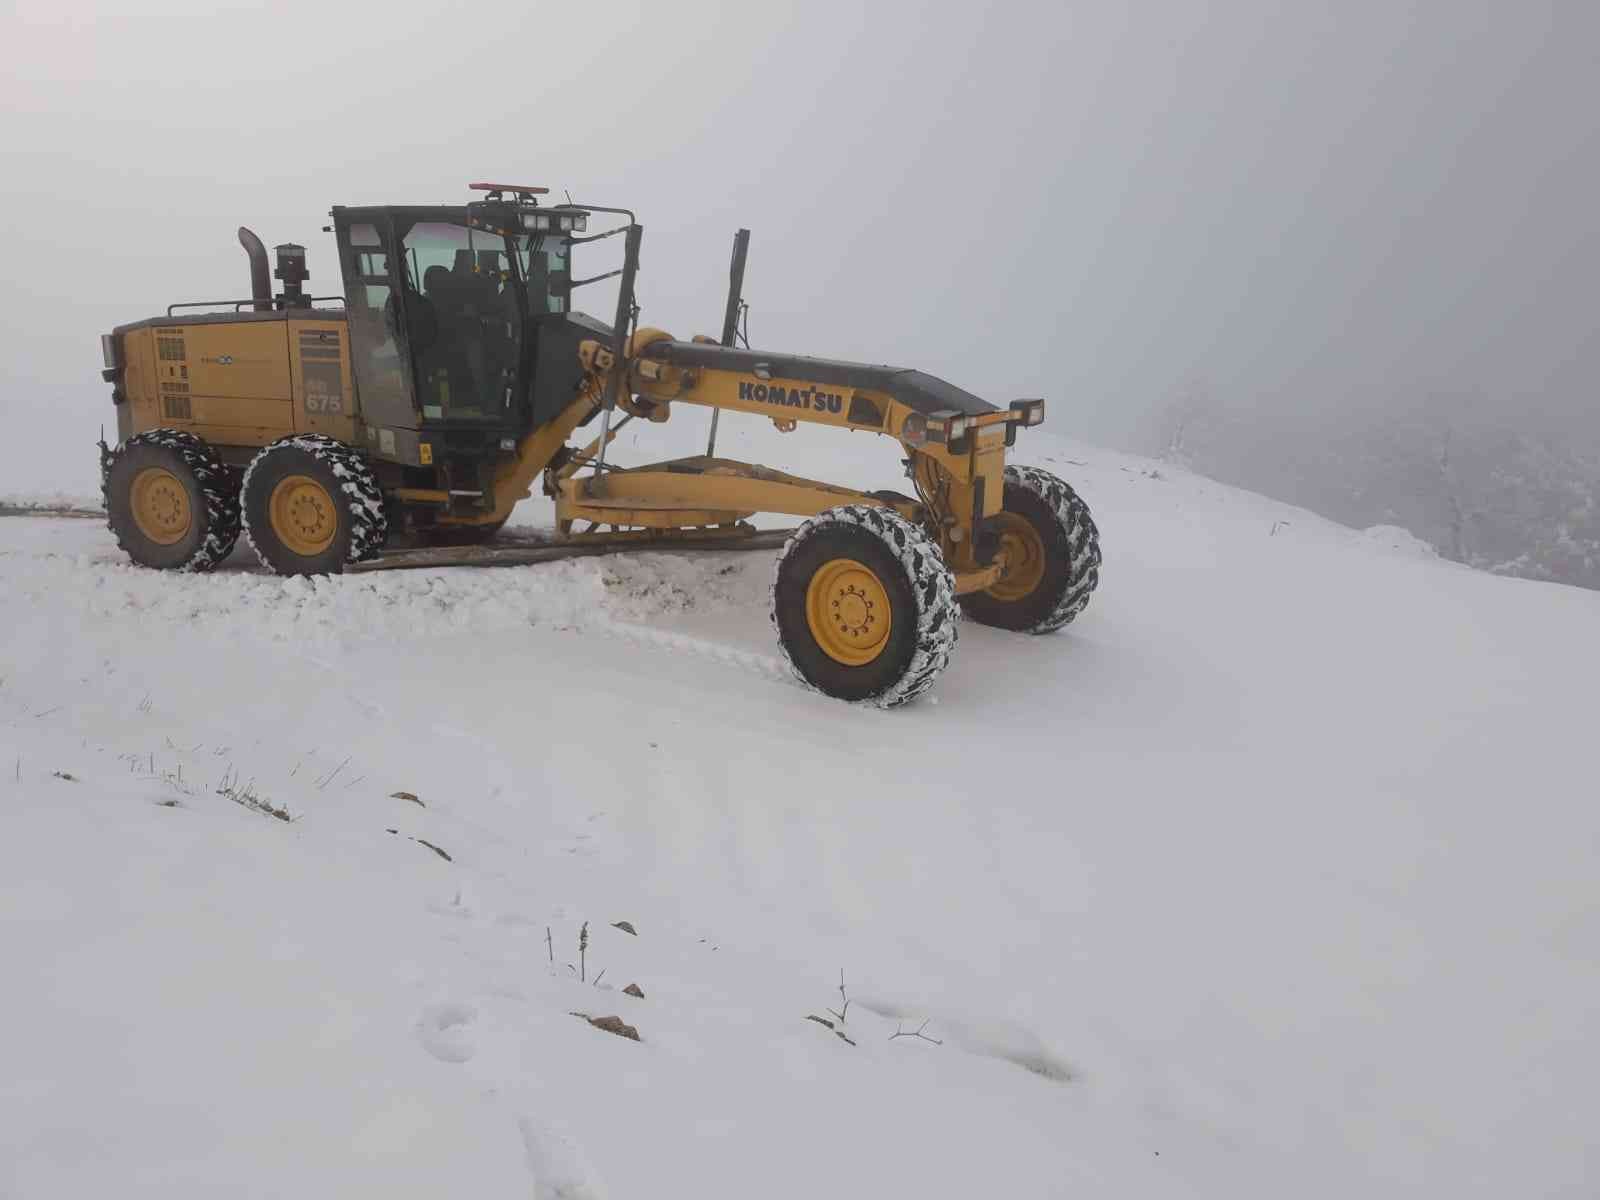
588,617 -> 793,688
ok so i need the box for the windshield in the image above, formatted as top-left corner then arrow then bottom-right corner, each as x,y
515,235 -> 570,316
398,221 -> 521,421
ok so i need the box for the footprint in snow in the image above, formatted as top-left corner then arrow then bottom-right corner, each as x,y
416,1001 -> 477,1063
518,1114 -> 609,1200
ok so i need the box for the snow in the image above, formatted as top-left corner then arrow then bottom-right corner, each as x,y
0,491 -> 100,514
3,421 -> 1598,1198
1361,523 -> 1440,558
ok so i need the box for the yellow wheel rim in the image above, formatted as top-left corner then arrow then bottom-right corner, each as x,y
805,557 -> 892,666
269,474 -> 338,557
987,512 -> 1047,602
130,466 -> 192,545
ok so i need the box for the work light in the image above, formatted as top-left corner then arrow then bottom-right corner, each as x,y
1009,399 -> 1046,426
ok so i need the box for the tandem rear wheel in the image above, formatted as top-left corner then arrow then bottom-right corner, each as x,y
240,434 -> 388,575
102,429 -> 241,571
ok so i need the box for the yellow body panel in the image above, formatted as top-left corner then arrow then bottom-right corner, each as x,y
121,328 -> 160,441
121,322 -> 276,445
648,368 -> 863,431
181,322 -> 291,400
120,316 -> 357,451
287,319 -> 358,443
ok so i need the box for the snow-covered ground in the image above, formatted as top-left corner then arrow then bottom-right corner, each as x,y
3,419 -> 1597,1198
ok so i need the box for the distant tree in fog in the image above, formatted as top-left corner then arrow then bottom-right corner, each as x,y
1146,387 -> 1600,592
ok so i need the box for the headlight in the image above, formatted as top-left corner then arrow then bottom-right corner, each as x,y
1009,398 -> 1046,426
927,409 -> 970,443
530,211 -> 589,234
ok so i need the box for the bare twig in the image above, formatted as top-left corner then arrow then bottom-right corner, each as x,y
889,1019 -> 943,1046
316,755 -> 352,791
579,921 -> 589,983
826,968 -> 851,1024
593,968 -> 606,987
218,770 -> 292,822
546,926 -> 554,964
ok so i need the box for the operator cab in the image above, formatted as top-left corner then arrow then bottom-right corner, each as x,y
329,188 -> 596,464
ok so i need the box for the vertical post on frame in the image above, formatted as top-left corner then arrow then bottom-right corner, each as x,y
594,223 -> 643,477
706,228 -> 750,459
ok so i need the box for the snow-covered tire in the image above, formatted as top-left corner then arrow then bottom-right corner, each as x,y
101,428 -> 240,571
770,505 -> 959,707
960,465 -> 1100,633
240,434 -> 387,575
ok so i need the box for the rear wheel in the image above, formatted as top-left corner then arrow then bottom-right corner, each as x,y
241,435 -> 387,575
771,505 -> 958,707
960,465 -> 1101,633
102,429 -> 240,571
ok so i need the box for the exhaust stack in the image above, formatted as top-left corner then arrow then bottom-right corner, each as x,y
237,227 -> 271,312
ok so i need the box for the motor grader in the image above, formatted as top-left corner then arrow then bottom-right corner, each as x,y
98,183 -> 1101,705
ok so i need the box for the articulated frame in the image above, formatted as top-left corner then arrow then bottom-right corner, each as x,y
580,333 -> 1028,593
438,328 -> 1031,596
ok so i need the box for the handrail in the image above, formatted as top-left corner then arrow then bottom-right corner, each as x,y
165,296 -> 347,317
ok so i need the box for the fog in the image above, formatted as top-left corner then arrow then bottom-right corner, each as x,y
3,0 -> 1596,499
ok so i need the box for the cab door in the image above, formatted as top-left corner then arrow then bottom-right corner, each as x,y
336,214 -> 419,437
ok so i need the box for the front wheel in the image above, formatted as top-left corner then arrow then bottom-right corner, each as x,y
770,505 -> 959,707
960,465 -> 1101,633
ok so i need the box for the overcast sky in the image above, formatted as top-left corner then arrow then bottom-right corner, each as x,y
2,0 -> 1595,494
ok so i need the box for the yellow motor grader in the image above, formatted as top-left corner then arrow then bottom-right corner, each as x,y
98,183 -> 1100,705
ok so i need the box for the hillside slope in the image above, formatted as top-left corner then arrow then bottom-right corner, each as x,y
3,422 -> 1596,1198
